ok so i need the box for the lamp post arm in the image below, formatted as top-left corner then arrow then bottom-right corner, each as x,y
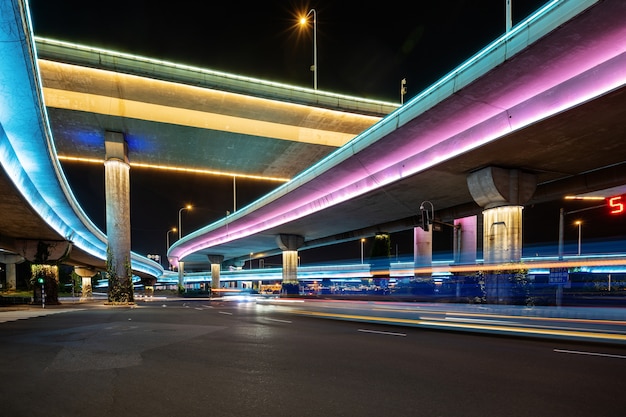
558,203 -> 605,260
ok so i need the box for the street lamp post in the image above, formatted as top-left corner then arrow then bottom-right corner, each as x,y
166,227 -> 177,270
558,202 -> 605,259
360,238 -> 365,264
166,227 -> 177,250
178,205 -> 192,239
301,9 -> 317,90
575,220 -> 582,255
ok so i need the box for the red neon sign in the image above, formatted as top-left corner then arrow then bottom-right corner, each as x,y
608,195 -> 625,215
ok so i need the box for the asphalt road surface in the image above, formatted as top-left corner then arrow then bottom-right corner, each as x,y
1,298 -> 624,417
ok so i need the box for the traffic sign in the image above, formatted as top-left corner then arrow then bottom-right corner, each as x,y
549,267 -> 568,284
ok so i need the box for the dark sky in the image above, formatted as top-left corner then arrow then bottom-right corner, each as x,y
29,0 -> 549,102
32,0 -> 618,265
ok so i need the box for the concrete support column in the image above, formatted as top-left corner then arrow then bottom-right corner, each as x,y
276,234 -> 304,294
104,131 -> 133,303
282,250 -> 299,283
178,261 -> 185,289
413,227 -> 432,277
467,166 -> 536,304
467,166 -> 536,264
208,255 -> 224,290
0,253 -> 24,291
453,216 -> 477,264
482,206 -> 524,264
74,267 -> 95,300
5,263 -> 17,291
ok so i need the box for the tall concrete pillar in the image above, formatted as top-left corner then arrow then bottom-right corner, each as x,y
0,253 -> 24,291
276,234 -> 304,294
414,227 -> 432,279
5,263 -> 17,291
452,216 -> 478,299
74,267 -> 95,300
208,255 -> 224,290
453,216 -> 477,264
178,261 -> 185,290
168,256 -> 186,291
482,206 -> 524,263
104,131 -> 133,303
467,167 -> 536,303
467,167 -> 536,264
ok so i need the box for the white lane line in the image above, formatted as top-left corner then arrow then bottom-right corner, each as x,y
358,329 -> 406,337
445,316 -> 514,325
219,311 -> 233,315
266,318 -> 292,324
194,307 -> 204,311
554,349 -> 626,359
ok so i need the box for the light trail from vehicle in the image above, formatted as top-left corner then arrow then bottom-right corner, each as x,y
260,299 -> 626,345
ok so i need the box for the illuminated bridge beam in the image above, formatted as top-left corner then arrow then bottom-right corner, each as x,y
0,0 -> 162,279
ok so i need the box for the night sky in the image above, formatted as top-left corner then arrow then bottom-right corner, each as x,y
30,0 -> 620,265
29,0 -> 549,102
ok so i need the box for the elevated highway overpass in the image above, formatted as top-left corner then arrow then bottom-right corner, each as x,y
35,37 -> 394,181
2,0 -> 625,299
0,0 -> 395,293
168,0 -> 626,277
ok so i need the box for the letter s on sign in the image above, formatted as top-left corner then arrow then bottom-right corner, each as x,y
608,196 -> 624,214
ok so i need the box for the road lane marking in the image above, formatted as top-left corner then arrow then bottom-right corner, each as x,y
554,349 -> 626,359
266,318 -> 292,324
358,329 -> 406,337
445,317 -> 515,325
219,311 -> 233,315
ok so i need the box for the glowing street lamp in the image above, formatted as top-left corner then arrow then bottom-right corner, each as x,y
178,204 -> 192,239
300,9 -> 317,90
166,227 -> 177,250
575,220 -> 582,255
558,202 -> 604,260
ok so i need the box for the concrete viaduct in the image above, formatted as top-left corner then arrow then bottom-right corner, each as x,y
1,0 -> 625,301
167,0 -> 626,294
0,0 -> 395,300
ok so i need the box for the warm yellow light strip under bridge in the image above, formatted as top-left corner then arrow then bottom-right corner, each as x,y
57,155 -> 290,182
38,59 -> 382,148
43,87 -> 358,148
